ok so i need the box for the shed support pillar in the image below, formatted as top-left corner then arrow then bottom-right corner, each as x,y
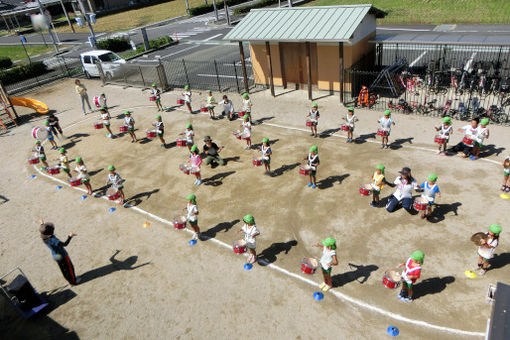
306,41 -> 312,101
278,42 -> 287,89
265,41 -> 275,97
239,41 -> 249,94
339,42 -> 344,103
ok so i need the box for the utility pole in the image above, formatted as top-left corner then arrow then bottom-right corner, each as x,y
77,0 -> 96,48
36,0 -> 59,53
212,0 -> 219,21
223,0 -> 230,25
58,0 -> 75,33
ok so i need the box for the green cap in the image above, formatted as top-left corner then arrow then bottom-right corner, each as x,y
100,92 -> 105,96
243,214 -> 255,224
428,173 -> 438,182
156,115 -> 161,119
186,123 -> 192,129
44,120 -> 49,125
190,145 -> 198,153
322,237 -> 336,250
100,107 -> 106,111
442,117 -> 451,123
35,140 -> 41,144
58,147 -> 65,154
410,250 -> 424,263
480,118 -> 489,126
489,224 -> 502,234
108,165 -> 115,171
186,194 -> 196,201
309,145 -> 318,153
184,85 -> 189,90
242,93 -> 249,99
207,90 -> 212,93
243,114 -> 249,120
312,103 -> 318,108
348,107 -> 354,111
124,110 -> 131,115
152,83 -> 156,87
262,137 -> 269,143
384,109 -> 391,116
376,164 -> 385,173
75,157 -> 82,163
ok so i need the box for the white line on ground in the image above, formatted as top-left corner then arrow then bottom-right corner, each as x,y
197,74 -> 254,80
32,104 -> 490,337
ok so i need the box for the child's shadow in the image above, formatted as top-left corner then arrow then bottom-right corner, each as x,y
257,240 -> 298,266
332,263 -> 379,288
427,202 -> 462,223
201,219 -> 240,241
319,128 -> 341,139
203,171 -> 236,186
124,188 -> 159,207
389,137 -> 414,150
354,132 -> 377,144
317,174 -> 350,189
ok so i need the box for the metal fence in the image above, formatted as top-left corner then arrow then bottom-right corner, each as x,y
343,43 -> 510,125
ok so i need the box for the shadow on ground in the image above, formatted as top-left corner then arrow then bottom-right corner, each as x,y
332,263 -> 378,288
257,240 -> 298,266
201,219 -> 240,241
317,174 -> 350,190
125,188 -> 159,207
412,276 -> 455,300
203,171 -> 236,186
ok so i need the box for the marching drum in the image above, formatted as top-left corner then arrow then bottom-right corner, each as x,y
233,240 -> 247,254
31,126 -> 48,140
359,184 -> 372,196
177,98 -> 185,105
179,164 -> 191,175
252,157 -> 263,166
413,196 -> 429,211
146,130 -> 157,138
173,215 -> 186,229
190,166 -> 200,176
377,128 -> 389,137
382,268 -> 401,289
241,134 -> 250,141
233,130 -> 242,140
94,122 -> 104,130
434,135 -> 447,144
93,96 -> 101,107
238,111 -> 246,118
149,96 -> 157,101
28,156 -> 40,165
306,120 -> 313,127
200,106 -> 208,112
301,257 -> 319,275
463,136 -> 474,146
341,124 -> 350,132
176,139 -> 187,147
106,187 -> 120,201
119,125 -> 129,133
47,166 -> 60,175
299,164 -> 312,175
68,177 -> 82,187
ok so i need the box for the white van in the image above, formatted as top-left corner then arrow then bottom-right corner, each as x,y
80,50 -> 126,79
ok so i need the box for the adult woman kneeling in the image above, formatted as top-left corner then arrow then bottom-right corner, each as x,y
386,167 -> 419,212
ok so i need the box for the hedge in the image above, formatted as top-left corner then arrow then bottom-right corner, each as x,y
96,37 -> 131,53
0,61 -> 48,85
188,0 -> 249,16
0,56 -> 13,70
148,36 -> 173,49
233,0 -> 277,15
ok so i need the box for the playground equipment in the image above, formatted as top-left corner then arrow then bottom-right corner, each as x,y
0,81 -> 18,130
10,97 -> 49,114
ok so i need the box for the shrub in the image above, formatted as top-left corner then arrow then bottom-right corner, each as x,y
0,61 -> 48,85
148,36 -> 173,49
0,56 -> 13,69
233,0 -> 277,15
188,0 -> 249,16
96,37 -> 131,52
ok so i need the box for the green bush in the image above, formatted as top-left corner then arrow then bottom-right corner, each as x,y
148,36 -> 173,49
188,0 -> 249,16
0,56 -> 13,69
233,0 -> 277,15
0,61 -> 48,85
96,37 -> 131,52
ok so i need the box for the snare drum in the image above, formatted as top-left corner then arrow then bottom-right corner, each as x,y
176,139 -> 187,147
434,135 -> 447,144
179,164 -> 191,175
463,136 -> 474,146
377,128 -> 389,137
173,215 -> 186,229
177,99 -> 185,105
241,134 -> 250,141
119,125 -> 129,132
341,124 -> 350,131
28,156 -> 40,165
200,106 -> 208,112
299,165 -> 312,175
252,157 -> 263,166
106,187 -> 120,201
149,96 -> 157,102
31,126 -> 48,140
233,130 -> 242,140
382,268 -> 401,289
94,122 -> 104,130
301,257 -> 319,275
146,130 -> 157,138
93,96 -> 101,107
233,240 -> 247,254
359,184 -> 372,196
190,166 -> 200,176
68,177 -> 82,187
238,111 -> 246,118
413,197 -> 429,211
47,166 -> 60,175
306,120 -> 313,127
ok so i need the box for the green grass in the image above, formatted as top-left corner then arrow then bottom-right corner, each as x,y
0,45 -> 62,62
304,0 -> 510,24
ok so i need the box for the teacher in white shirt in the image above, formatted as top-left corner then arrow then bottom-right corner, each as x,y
386,167 -> 419,212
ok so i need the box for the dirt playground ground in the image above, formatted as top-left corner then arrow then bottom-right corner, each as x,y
1,78 -> 509,339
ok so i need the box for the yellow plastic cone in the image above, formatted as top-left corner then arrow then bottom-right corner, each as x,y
143,222 -> 150,228
500,193 -> 510,200
464,270 -> 477,279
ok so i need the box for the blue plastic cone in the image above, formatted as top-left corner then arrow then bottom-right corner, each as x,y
313,292 -> 324,301
109,207 -> 116,213
189,239 -> 197,246
81,195 -> 87,200
56,186 -> 62,190
387,326 -> 399,337
244,263 -> 253,270
29,175 -> 36,179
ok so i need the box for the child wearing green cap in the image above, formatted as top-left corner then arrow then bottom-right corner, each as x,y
151,83 -> 163,111
44,120 -> 59,150
238,214 -> 260,264
456,118 -> 478,158
241,115 -> 252,149
471,118 -> 490,160
314,237 -> 338,292
183,85 -> 192,113
106,165 -> 125,204
33,140 -> 49,170
184,194 -> 200,240
179,123 -> 194,151
123,111 -> 137,143
58,148 -> 72,178
502,156 -> 510,192
398,251 -> 423,302
370,164 -> 385,207
342,107 -> 358,143
378,110 -> 395,149
189,145 -> 202,185
241,93 -> 252,122
477,224 -> 502,275
304,146 -> 320,189
99,92 -> 108,111
434,117 -> 453,155
418,174 -> 441,220
153,115 -> 166,147
73,157 -> 92,195
206,90 -> 216,119
307,103 -> 320,138
261,137 -> 272,173
100,108 -> 114,138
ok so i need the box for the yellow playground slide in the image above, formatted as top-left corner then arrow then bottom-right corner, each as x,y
10,97 -> 49,114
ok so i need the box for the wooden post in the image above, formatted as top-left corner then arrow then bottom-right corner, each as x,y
339,42 -> 344,103
265,41 -> 275,97
306,41 -> 312,101
278,42 -> 287,89
59,0 -> 75,33
239,41 -> 249,94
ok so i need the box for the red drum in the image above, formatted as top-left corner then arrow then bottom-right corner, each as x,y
252,157 -> 263,166
177,99 -> 185,105
238,111 -> 246,118
306,120 -> 313,127
359,184 -> 372,196
173,216 -> 186,229
106,187 -> 120,201
31,127 -> 39,139
119,125 -> 129,132
301,257 -> 319,275
377,128 -> 389,137
93,96 -> 101,107
299,165 -> 311,175
434,135 -> 447,144
28,156 -> 40,165
68,177 -> 82,187
149,96 -> 157,101
413,197 -> 428,211
463,136 -> 474,145
179,164 -> 191,175
190,167 -> 200,176
146,130 -> 157,138
47,166 -> 60,175
242,135 -> 250,141
382,269 -> 401,289
233,130 -> 242,140
94,122 -> 104,130
31,126 -> 48,140
200,106 -> 208,112
341,124 -> 350,131
233,240 -> 247,254
176,139 -> 187,147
